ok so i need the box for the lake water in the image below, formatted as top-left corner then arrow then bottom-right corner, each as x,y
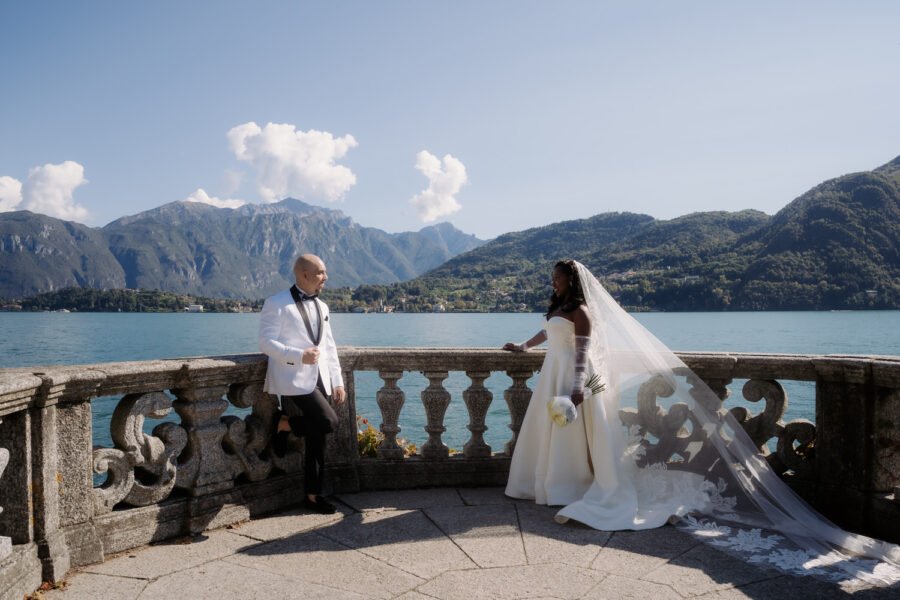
2,311 -> 899,451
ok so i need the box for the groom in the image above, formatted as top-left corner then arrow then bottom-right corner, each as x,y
258,253 -> 346,514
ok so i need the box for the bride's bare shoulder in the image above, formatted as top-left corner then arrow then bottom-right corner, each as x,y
573,304 -> 591,332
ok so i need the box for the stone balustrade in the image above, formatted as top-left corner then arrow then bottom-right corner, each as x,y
0,349 -> 898,599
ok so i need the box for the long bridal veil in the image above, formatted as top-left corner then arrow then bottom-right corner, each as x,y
570,261 -> 900,587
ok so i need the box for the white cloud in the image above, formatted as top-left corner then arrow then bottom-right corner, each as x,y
410,150 -> 467,222
227,121 -> 358,203
183,188 -> 246,209
19,161 -> 89,221
0,176 -> 23,212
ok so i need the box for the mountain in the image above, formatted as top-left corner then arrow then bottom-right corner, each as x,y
733,162 -> 900,309
0,211 -> 126,297
380,156 -> 900,311
0,199 -> 485,299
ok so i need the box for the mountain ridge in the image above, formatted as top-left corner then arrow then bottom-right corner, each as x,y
0,198 -> 485,299
327,156 -> 899,312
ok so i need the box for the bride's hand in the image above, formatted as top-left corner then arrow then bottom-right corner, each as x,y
502,342 -> 523,352
571,390 -> 585,406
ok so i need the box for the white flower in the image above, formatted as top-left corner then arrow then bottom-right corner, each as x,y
547,396 -> 577,427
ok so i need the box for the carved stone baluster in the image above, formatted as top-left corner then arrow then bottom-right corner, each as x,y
503,370 -> 533,456
0,417 -> 10,560
420,371 -> 450,459
172,385 -> 232,496
463,371 -> 493,457
376,371 -> 405,459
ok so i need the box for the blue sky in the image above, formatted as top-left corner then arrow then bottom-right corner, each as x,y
1,1 -> 898,239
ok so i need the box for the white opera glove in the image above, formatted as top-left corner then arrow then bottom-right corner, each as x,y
572,335 -> 590,395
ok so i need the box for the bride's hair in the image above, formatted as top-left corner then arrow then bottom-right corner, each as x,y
545,259 -> 586,318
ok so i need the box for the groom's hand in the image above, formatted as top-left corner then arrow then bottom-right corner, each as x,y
333,386 -> 346,405
302,348 -> 320,364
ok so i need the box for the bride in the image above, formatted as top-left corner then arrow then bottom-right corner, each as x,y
503,259 -> 900,587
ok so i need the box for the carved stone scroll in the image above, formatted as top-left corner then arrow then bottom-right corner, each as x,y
463,371 -> 493,458
731,379 -> 787,454
376,371 -> 405,459
222,382 -> 276,482
776,419 -> 815,478
620,374 -> 694,465
92,447 -> 134,515
92,391 -> 187,515
503,370 -> 533,456
420,371 -> 450,460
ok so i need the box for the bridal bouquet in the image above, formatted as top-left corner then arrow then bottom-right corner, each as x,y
546,374 -> 606,427
547,395 -> 578,427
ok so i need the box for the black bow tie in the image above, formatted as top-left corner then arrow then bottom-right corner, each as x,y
299,292 -> 318,301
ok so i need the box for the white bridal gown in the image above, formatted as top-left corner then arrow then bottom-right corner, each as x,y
506,262 -> 900,587
506,316 -> 710,529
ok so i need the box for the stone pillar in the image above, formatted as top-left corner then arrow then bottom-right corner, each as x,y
31,403 -> 71,580
173,385 -> 233,496
463,371 -> 492,458
503,370 -> 533,456
872,386 -> 900,493
325,369 -> 358,466
420,371 -> 450,460
376,371 -> 405,459
0,411 -> 32,547
56,399 -> 103,567
0,417 -> 10,560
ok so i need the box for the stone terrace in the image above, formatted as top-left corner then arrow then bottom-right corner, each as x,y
3,350 -> 900,599
45,488 -> 897,600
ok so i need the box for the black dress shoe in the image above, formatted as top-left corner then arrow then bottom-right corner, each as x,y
288,415 -> 305,437
272,429 -> 290,458
271,410 -> 290,458
304,496 -> 336,514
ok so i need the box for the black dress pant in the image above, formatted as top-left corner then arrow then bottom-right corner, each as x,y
281,377 -> 339,496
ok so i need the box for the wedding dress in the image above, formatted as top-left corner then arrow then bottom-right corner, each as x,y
505,261 -> 900,588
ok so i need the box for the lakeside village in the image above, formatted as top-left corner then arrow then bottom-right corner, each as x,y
0,286 -> 535,315
0,271 -> 884,313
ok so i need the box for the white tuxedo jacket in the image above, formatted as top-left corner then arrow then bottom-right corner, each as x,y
258,288 -> 344,397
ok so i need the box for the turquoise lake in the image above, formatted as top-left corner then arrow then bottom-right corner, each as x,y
2,311 -> 899,451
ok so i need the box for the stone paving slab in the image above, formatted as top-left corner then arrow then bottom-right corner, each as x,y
336,487 -> 465,512
591,526 -> 700,578
43,572 -> 147,600
516,502 -> 612,567
417,563 -> 606,600
315,508 -> 477,579
39,488 -> 900,600
80,528 -> 253,580
457,485 -> 524,506
424,504 -> 527,568
225,530 -> 423,599
139,558 -> 369,600
643,542 -> 779,597
694,574 -> 897,599
582,574 -> 682,600
222,505 -> 347,543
